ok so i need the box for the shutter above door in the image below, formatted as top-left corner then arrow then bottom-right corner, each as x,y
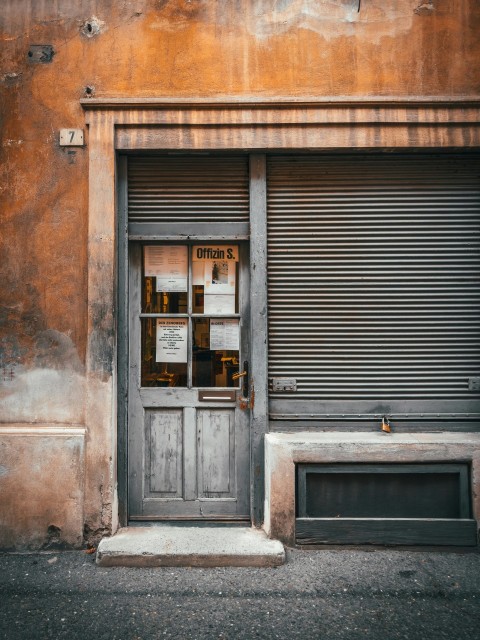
267,154 -> 480,429
127,155 -> 249,239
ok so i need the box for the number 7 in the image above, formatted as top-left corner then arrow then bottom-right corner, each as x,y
69,130 -> 75,143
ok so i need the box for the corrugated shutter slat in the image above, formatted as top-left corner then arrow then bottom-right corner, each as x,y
128,156 -> 249,223
267,155 -> 480,404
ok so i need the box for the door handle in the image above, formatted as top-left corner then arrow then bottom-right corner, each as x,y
232,362 -> 249,399
242,361 -> 249,398
232,371 -> 247,380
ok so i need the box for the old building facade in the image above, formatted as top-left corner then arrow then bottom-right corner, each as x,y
1,1 -> 480,550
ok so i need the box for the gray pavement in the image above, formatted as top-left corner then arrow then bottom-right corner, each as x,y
1,547 -> 480,640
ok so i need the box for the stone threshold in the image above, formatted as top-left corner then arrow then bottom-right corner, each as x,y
96,526 -> 285,568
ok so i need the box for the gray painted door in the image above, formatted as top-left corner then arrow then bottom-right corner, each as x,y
128,242 -> 251,519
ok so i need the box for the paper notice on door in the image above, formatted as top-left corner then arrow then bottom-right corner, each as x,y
192,260 -> 204,286
144,246 -> 188,292
204,260 -> 236,295
210,319 -> 240,351
156,318 -> 188,363
204,294 -> 235,315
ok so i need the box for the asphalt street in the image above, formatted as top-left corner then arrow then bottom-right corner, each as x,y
1,548 -> 479,640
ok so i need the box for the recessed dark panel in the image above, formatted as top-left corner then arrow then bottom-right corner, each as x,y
305,472 -> 460,519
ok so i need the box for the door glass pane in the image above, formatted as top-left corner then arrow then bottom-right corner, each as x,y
192,318 -> 240,387
142,280 -> 187,314
142,246 -> 188,313
141,318 -> 188,387
191,246 -> 239,314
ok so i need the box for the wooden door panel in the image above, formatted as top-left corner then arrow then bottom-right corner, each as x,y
146,409 -> 183,497
197,409 -> 235,498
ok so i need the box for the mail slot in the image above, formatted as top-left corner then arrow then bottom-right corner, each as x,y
198,390 -> 236,402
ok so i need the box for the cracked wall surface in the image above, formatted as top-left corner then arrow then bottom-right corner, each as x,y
1,0 -> 480,549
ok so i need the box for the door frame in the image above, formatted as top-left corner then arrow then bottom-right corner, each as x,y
81,98 -> 480,533
117,153 -> 268,526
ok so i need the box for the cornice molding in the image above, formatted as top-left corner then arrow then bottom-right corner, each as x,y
80,96 -> 480,110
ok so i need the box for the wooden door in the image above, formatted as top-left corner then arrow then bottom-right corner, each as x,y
127,242 -> 251,519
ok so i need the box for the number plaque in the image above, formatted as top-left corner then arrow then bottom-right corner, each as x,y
59,129 -> 84,146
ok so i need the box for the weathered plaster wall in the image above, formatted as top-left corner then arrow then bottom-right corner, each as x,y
1,0 -> 479,548
0,429 -> 85,550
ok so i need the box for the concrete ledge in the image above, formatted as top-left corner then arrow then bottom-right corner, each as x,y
96,526 -> 285,567
264,432 -> 480,546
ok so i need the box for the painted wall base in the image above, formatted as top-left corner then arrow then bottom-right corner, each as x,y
0,425 -> 86,550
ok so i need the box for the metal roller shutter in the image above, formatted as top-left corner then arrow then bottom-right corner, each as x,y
267,154 -> 480,429
128,155 -> 249,223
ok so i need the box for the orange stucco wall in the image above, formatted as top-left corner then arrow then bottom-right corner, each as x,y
1,0 -> 479,548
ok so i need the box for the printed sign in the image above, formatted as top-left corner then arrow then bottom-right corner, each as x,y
210,319 -> 240,351
192,260 -> 204,285
204,294 -> 235,314
156,319 -> 188,363
144,246 -> 188,292
192,246 -> 239,262
204,260 -> 236,295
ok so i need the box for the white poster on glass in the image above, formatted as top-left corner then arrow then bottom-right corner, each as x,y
204,294 -> 235,315
210,319 -> 240,351
204,260 -> 236,295
192,260 -> 204,285
156,318 -> 188,363
144,246 -> 188,292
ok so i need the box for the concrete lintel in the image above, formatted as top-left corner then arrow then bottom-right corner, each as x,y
264,432 -> 480,547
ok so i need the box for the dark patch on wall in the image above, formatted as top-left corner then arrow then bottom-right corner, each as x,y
1,72 -> 22,86
27,45 -> 55,63
0,334 -> 25,370
0,270 -> 46,370
21,286 -> 46,338
66,150 -> 77,164
83,522 -> 111,546
41,525 -> 74,550
155,0 -> 205,20
34,330 -> 84,373
88,329 -> 114,377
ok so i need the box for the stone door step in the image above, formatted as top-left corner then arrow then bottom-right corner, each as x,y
96,526 -> 285,567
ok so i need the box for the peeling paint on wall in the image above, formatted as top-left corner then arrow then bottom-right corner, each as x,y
149,0 -> 425,44
80,16 -> 106,38
415,2 -> 435,15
